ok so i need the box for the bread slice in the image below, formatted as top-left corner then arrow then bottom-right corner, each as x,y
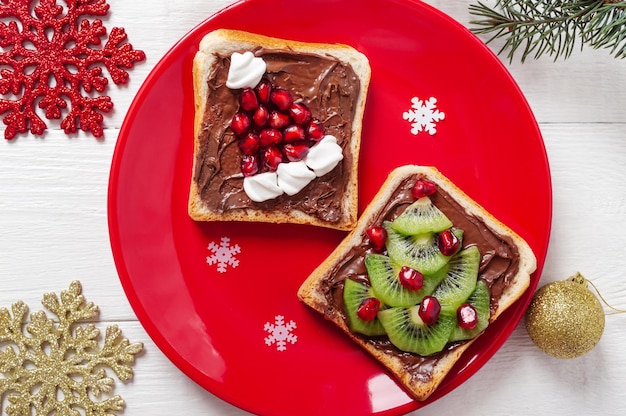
188,29 -> 371,230
298,165 -> 537,401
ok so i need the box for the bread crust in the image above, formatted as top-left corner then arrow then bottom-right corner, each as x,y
298,165 -> 537,401
188,29 -> 371,230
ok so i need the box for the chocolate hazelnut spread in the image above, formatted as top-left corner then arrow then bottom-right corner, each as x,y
192,48 -> 361,223
316,176 -> 521,383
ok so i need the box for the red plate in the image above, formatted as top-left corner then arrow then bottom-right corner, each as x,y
108,0 -> 552,415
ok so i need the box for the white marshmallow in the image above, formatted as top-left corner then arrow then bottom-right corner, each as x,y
304,135 -> 344,177
226,51 -> 266,89
243,171 -> 283,202
276,161 -> 317,196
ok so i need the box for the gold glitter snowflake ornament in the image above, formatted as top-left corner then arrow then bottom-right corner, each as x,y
0,281 -> 143,415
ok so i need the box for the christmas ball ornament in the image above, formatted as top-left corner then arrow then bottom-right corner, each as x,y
525,273 -> 605,359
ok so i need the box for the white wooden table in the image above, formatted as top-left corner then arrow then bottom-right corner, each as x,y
2,1 -> 626,415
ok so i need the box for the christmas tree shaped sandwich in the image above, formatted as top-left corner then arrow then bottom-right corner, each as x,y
298,165 -> 537,401
188,29 -> 371,230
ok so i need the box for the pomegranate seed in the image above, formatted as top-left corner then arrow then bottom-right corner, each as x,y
282,124 -> 306,143
307,118 -> 325,141
270,88 -> 293,111
263,145 -> 283,171
239,88 -> 259,111
283,142 -> 309,162
230,112 -> 250,136
418,296 -> 441,325
241,155 -> 258,177
438,229 -> 460,256
259,128 -> 283,146
255,79 -> 272,104
366,226 -> 387,251
268,111 -> 291,129
289,102 -> 312,124
457,304 -> 478,329
357,297 -> 380,322
252,105 -> 269,127
411,178 -> 437,199
398,266 -> 424,291
238,132 -> 260,155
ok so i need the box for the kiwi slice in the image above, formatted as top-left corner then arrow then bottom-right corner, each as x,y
449,279 -> 491,342
391,197 -> 453,235
384,222 -> 463,275
365,253 -> 447,308
378,305 -> 456,356
432,245 -> 480,311
343,278 -> 386,336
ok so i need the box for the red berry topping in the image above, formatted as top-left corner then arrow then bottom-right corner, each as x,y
366,226 -> 387,251
289,102 -> 312,124
270,88 -> 293,111
238,132 -> 260,155
438,229 -> 460,256
255,79 -> 272,104
412,178 -> 437,199
268,110 -> 291,129
307,118 -> 325,141
241,155 -> 259,177
259,128 -> 283,146
230,112 -> 250,136
357,297 -> 381,322
263,145 -> 283,171
239,87 -> 259,112
418,296 -> 441,325
398,266 -> 424,291
233,78 -> 326,178
252,105 -> 269,127
283,142 -> 310,162
282,124 -> 306,143
457,304 -> 478,329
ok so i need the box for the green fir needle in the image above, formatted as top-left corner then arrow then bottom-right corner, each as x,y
468,0 -> 626,61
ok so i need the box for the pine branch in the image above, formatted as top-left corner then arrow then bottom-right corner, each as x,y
469,0 -> 626,62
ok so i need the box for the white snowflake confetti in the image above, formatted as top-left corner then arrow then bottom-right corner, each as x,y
402,96 -> 446,135
206,237 -> 241,273
264,315 -> 297,351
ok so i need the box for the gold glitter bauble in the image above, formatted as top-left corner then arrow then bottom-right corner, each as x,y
525,273 -> 605,359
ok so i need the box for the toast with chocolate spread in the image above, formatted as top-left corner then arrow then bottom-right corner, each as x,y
298,165 -> 537,401
188,29 -> 370,230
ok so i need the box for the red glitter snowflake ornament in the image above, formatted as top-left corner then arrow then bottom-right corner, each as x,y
0,0 -> 146,139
